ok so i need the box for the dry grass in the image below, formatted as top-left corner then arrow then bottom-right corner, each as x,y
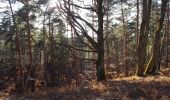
1,68 -> 170,100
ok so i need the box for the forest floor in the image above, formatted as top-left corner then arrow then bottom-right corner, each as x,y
1,68 -> 170,100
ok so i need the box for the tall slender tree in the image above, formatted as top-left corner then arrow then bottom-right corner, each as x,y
121,0 -> 128,76
26,1 -> 33,66
7,0 -> 24,92
136,0 -> 139,45
105,0 -> 110,77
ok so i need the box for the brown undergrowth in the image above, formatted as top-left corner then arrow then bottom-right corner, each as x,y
1,68 -> 170,100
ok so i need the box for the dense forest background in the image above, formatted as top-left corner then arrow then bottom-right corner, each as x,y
0,0 -> 169,99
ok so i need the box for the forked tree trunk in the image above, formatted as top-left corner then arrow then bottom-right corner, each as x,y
137,0 -> 152,76
62,0 -> 106,81
144,0 -> 168,75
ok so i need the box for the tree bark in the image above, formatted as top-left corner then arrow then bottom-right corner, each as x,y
121,1 -> 128,76
96,47 -> 105,81
25,1 -> 34,91
166,2 -> 169,68
8,0 -> 24,92
96,0 -> 106,81
26,2 -> 33,65
145,0 -> 168,75
136,0 -> 139,45
61,0 -> 106,81
105,0 -> 110,77
43,14 -> 48,86
136,0 -> 152,76
113,36 -> 120,77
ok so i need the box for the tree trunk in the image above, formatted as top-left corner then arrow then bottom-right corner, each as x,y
96,47 -> 105,81
62,0 -> 106,81
42,14 -> 48,86
121,1 -> 128,76
137,0 -> 152,76
26,1 -> 34,91
136,0 -> 139,45
105,0 -> 110,77
91,0 -> 96,80
26,2 -> 33,65
166,3 -> 169,68
8,0 -> 24,92
145,0 -> 168,75
136,0 -> 148,76
114,36 -> 120,77
96,0 -> 106,81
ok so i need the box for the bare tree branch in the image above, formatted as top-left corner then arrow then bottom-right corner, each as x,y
64,0 -> 97,13
59,1 -> 98,48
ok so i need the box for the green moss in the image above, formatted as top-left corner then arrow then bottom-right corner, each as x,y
144,55 -> 154,75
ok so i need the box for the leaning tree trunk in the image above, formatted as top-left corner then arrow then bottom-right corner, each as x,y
144,0 -> 168,75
